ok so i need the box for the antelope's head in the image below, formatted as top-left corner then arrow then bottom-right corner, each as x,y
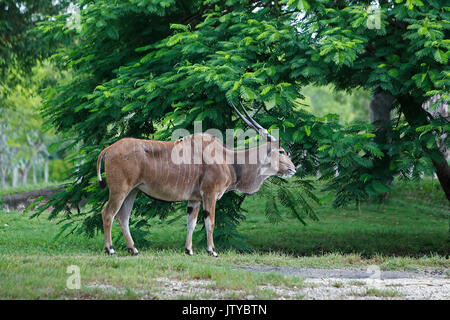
266,141 -> 296,177
228,100 -> 297,178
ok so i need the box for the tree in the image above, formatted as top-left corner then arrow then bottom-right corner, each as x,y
0,61 -> 71,186
37,0 -> 448,246
0,1 -> 72,187
290,0 -> 449,200
0,0 -> 71,77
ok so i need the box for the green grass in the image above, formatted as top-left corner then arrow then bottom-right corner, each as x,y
0,178 -> 448,299
127,178 -> 449,258
351,288 -> 405,298
239,177 -> 449,257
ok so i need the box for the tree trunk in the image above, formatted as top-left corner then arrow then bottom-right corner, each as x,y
22,162 -> 32,185
12,167 -> 18,187
44,160 -> 49,184
423,95 -> 449,170
0,158 -> 3,188
398,94 -> 450,203
0,169 -> 5,188
32,160 -> 37,185
370,87 -> 395,126
0,123 -> 5,188
433,159 -> 450,203
370,87 -> 395,185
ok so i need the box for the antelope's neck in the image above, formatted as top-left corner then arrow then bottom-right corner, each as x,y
228,144 -> 271,194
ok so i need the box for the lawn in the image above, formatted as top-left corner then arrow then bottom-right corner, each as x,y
0,178 -> 448,299
129,177 -> 449,257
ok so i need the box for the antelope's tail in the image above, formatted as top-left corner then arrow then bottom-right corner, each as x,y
97,148 -> 107,189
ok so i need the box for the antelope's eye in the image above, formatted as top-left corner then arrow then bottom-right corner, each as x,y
279,150 -> 285,154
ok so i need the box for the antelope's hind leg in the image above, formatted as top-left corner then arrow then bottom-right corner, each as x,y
116,188 -> 139,256
102,189 -> 130,255
185,201 -> 200,256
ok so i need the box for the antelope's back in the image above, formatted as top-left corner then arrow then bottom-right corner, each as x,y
104,134 -> 228,201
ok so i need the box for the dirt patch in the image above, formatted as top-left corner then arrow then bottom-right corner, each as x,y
236,266 -> 449,300
85,283 -> 127,295
299,277 -> 449,300
85,278 -> 228,299
0,186 -> 87,212
236,266 -> 449,279
84,270 -> 449,300
1,187 -> 64,211
154,277 -> 222,299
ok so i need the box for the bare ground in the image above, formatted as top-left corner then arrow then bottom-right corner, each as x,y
84,267 -> 449,300
238,266 -> 450,300
299,277 -> 449,300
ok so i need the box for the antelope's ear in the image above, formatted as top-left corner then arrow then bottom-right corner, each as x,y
267,140 -> 278,154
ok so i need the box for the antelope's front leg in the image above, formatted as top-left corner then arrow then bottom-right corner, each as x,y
202,193 -> 218,257
185,201 -> 200,256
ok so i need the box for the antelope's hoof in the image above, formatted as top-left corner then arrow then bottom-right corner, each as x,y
207,249 -> 218,258
185,248 -> 194,256
104,246 -> 116,256
128,248 -> 139,256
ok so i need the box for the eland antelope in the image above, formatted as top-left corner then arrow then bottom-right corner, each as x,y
96,101 -> 296,257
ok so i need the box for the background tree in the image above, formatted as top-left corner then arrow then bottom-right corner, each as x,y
0,0 -> 71,77
0,61 -> 72,187
0,1 -> 72,188
299,85 -> 371,123
288,0 -> 449,199
36,0 -> 448,247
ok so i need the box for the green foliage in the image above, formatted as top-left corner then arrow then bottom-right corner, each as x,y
0,61 -> 72,186
0,0 -> 71,78
36,0 -> 449,245
300,85 -> 371,123
48,159 -> 73,182
261,177 -> 319,225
